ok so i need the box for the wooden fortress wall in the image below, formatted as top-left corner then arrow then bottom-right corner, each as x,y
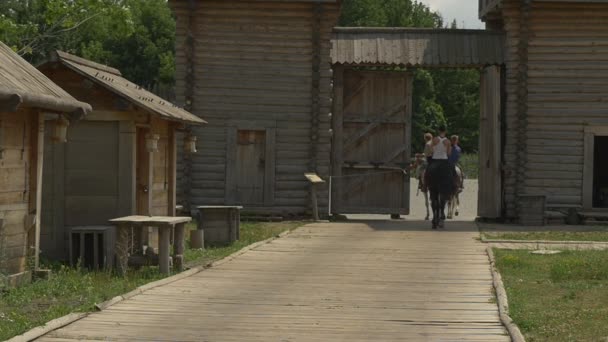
500,0 -> 608,217
172,0 -> 341,216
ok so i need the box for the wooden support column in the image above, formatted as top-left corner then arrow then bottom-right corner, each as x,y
168,125 -> 177,216
158,226 -> 170,275
173,223 -> 185,272
182,0 -> 197,211
309,2 -> 322,172
515,0 -> 531,218
331,65 -> 344,214
478,66 -> 503,219
34,112 -> 44,270
118,121 -> 136,217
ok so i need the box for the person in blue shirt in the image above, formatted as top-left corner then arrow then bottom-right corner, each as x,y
448,135 -> 461,165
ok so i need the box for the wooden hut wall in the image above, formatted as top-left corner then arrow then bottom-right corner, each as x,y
40,67 -> 137,260
0,109 -> 38,275
173,0 -> 340,215
150,116 -> 173,216
500,0 -> 608,217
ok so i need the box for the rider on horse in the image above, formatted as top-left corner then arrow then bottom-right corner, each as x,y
426,126 -> 454,229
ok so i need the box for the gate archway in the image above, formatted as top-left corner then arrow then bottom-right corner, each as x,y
330,28 -> 505,219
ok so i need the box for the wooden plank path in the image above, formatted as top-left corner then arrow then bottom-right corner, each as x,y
38,221 -> 509,341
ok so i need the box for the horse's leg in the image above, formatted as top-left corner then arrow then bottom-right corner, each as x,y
440,194 -> 446,220
447,195 -> 453,219
455,193 -> 460,216
424,191 -> 430,220
430,190 -> 439,229
439,193 -> 447,228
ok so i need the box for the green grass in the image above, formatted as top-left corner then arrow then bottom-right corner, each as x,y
459,153 -> 478,179
184,221 -> 304,266
494,249 -> 608,342
483,229 -> 608,242
0,266 -> 164,340
0,221 -> 304,340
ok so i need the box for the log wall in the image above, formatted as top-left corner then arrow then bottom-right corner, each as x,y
172,0 -> 340,216
0,109 -> 37,276
500,0 -> 608,217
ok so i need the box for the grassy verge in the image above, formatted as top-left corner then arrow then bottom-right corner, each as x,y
483,229 -> 608,242
0,221 -> 304,341
494,249 -> 608,341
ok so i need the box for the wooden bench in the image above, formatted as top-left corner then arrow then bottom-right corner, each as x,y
109,216 -> 192,276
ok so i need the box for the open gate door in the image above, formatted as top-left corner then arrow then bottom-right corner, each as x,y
478,66 -> 502,218
332,68 -> 413,215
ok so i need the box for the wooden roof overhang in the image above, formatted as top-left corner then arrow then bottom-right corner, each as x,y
331,28 -> 505,68
47,51 -> 206,126
0,42 -> 92,119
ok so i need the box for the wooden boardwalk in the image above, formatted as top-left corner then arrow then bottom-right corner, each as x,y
38,221 -> 509,341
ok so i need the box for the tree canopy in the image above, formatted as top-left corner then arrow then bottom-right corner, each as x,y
339,0 -> 480,153
0,0 -> 175,89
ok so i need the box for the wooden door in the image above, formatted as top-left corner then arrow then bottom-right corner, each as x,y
64,121 -> 119,226
332,69 -> 413,214
136,127 -> 151,216
236,130 -> 266,205
478,66 -> 502,218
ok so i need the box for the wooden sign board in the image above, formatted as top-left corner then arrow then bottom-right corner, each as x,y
304,173 -> 325,184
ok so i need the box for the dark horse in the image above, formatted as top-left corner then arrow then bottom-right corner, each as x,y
426,160 -> 454,229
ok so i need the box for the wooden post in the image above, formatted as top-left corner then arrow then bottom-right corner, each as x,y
305,173 -> 325,221
168,126 -> 177,216
173,223 -> 185,272
34,112 -> 44,270
331,65 -> 344,215
115,223 -> 129,276
158,226 -> 170,275
311,185 -> 319,221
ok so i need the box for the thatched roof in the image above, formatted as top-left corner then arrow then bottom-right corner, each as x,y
0,42 -> 92,118
331,28 -> 505,68
49,51 -> 206,125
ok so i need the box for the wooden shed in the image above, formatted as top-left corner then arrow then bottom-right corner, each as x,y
37,51 -> 205,265
170,0 -> 341,218
0,43 -> 91,286
480,0 -> 608,221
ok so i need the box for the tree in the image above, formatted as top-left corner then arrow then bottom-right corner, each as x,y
0,0 -> 175,89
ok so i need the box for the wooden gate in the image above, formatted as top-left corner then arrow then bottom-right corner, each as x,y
332,68 -> 413,214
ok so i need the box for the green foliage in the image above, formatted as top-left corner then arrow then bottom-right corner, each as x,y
0,0 -> 175,89
459,153 -> 478,179
339,0 -> 443,27
430,69 -> 480,152
494,249 -> 608,341
0,265 -> 164,341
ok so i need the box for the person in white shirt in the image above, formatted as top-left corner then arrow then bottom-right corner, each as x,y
426,126 -> 453,229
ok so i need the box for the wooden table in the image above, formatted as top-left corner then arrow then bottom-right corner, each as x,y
196,206 -> 242,244
109,216 -> 192,276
